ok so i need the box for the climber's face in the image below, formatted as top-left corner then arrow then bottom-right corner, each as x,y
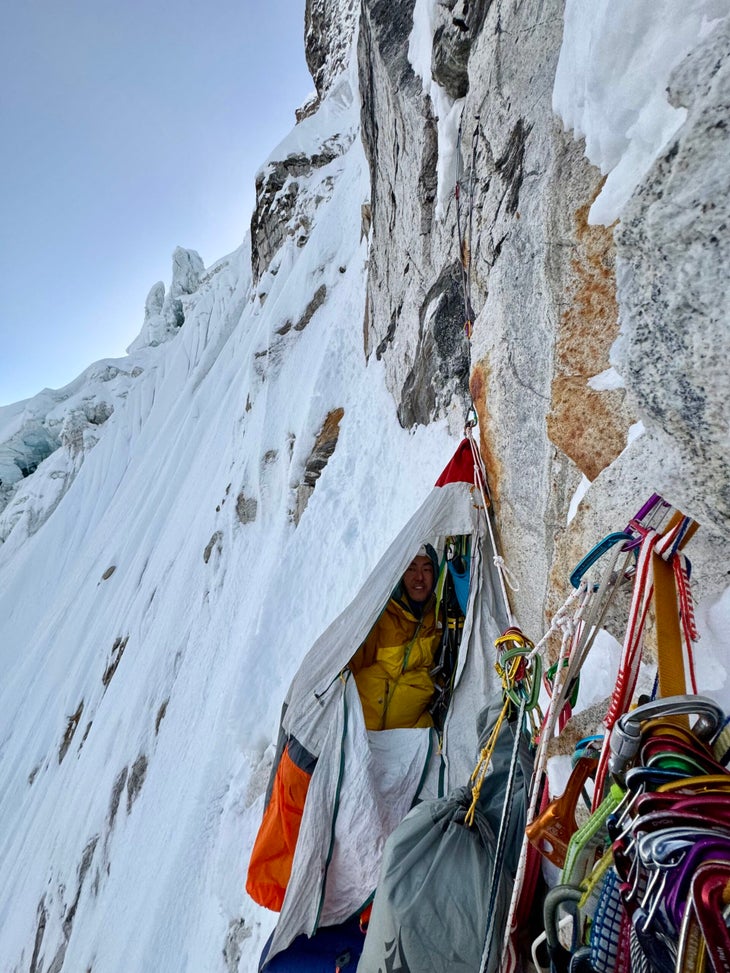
402,555 -> 435,603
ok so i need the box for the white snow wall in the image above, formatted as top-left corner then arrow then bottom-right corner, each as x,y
0,33 -> 455,973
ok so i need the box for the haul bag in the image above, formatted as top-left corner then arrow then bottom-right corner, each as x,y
356,788 -> 507,973
357,697 -> 533,973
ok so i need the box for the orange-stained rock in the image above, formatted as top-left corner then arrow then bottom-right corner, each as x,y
291,408 -> 345,525
470,360 -> 504,502
547,382 -> 631,482
548,200 -> 635,480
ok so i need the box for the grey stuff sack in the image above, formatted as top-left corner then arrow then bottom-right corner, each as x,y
357,698 -> 532,973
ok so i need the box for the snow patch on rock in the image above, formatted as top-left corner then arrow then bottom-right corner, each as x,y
553,0 -> 730,224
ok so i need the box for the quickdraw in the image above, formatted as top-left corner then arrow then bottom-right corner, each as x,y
532,696 -> 730,973
498,493 -> 727,973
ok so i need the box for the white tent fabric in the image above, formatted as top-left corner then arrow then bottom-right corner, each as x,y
262,473 -> 508,963
283,480 -> 503,749
442,530 -> 507,787
269,681 -> 435,957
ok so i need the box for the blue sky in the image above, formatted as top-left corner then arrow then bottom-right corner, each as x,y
0,0 -> 311,405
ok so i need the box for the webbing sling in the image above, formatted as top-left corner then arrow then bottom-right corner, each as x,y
653,527 -> 696,704
653,514 -> 698,697
593,512 -> 698,806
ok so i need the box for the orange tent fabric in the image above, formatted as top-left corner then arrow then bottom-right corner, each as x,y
246,744 -> 313,911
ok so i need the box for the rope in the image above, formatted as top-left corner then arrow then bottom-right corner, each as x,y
454,116 -> 481,428
455,115 -> 480,340
465,425 -> 516,628
479,694 -> 528,973
527,585 -> 584,662
498,499 -> 698,970
466,634 -> 535,826
589,867 -> 628,973
465,691 -> 512,827
455,118 -> 472,337
539,542 -> 634,744
498,538 -> 629,968
493,555 -> 520,591
499,582 -> 596,969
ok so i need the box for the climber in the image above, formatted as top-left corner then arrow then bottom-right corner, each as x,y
349,544 -> 442,730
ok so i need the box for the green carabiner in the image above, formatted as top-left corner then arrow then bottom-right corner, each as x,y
498,646 -> 542,711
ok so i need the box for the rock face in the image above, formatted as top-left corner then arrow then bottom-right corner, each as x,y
355,0 -> 728,637
359,0 -> 471,432
250,147 -> 341,283
431,0 -> 493,99
358,0 -> 607,634
305,0 -> 359,100
291,407 -> 345,525
249,0 -> 361,285
613,19 -> 730,535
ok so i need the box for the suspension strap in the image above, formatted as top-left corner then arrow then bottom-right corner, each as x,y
674,554 -> 699,695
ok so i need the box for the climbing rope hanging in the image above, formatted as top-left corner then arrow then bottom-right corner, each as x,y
455,117 -> 522,625
454,114 -> 484,430
455,118 -> 560,973
464,422 -> 518,630
461,414 -> 548,973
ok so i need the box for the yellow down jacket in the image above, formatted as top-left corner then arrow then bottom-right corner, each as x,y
349,595 -> 442,730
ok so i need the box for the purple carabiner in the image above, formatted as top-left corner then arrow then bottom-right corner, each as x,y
691,861 -> 730,972
622,493 -> 668,550
664,834 -> 730,928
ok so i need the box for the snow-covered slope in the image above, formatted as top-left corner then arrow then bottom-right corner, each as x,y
0,46 -> 453,972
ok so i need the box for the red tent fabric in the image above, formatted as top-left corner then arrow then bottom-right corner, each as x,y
435,439 -> 475,487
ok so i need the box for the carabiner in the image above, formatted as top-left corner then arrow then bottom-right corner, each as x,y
569,532 -> 634,589
543,885 -> 584,973
609,695 -> 725,784
502,650 -> 542,711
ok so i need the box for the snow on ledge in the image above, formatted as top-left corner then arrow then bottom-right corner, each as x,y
588,366 -> 625,392
567,473 -> 591,525
553,0 -> 730,225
